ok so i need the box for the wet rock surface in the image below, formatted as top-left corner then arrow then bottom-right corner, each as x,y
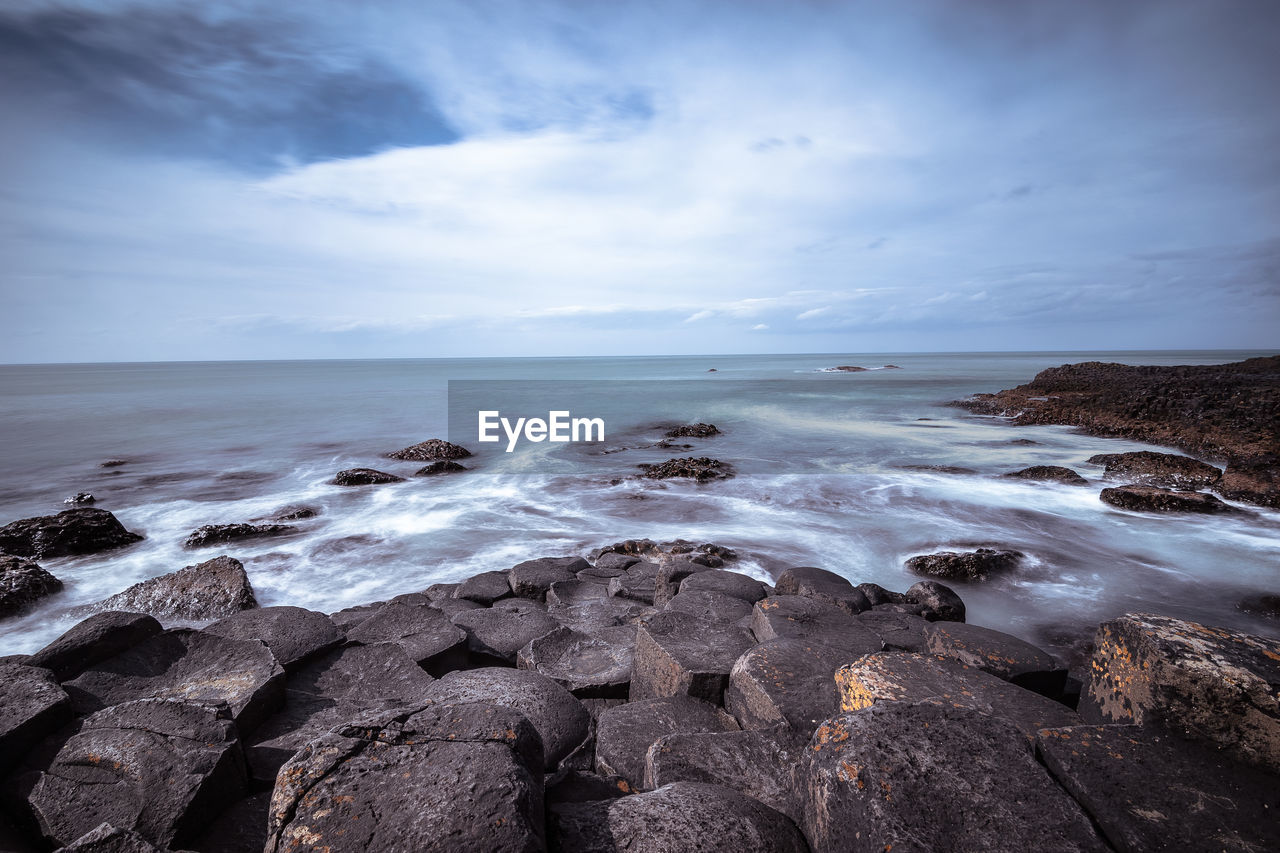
183,522 -> 294,549
1089,449 -> 1223,489
26,611 -> 162,681
637,456 -> 735,481
93,555 -> 259,620
346,601 -> 467,672
0,555 -> 63,619
330,467 -> 405,486
925,619 -> 1067,697
663,423 -> 721,438
518,625 -> 636,698
630,610 -> 754,705
774,566 -> 870,614
905,547 -> 1024,581
0,508 -> 143,560
385,438 -> 472,461
1003,464 -> 1089,485
414,459 -> 467,475
1099,484 -> 1242,514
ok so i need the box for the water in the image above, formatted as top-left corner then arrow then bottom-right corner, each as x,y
2,351 -> 1277,659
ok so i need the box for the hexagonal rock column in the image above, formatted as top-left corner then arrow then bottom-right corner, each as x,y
644,729 -> 801,821
1079,613 -> 1280,771
629,611 -> 754,705
518,625 -> 636,699
27,698 -> 246,850
25,612 -> 162,681
344,602 -> 467,673
925,620 -> 1067,698
834,651 -> 1080,741
451,598 -> 560,664
0,663 -> 73,776
1037,724 -> 1280,853
508,556 -> 591,601
801,703 -> 1106,853
595,696 -> 739,790
93,555 -> 257,620
749,596 -> 883,646
263,703 -> 544,853
551,782 -> 808,853
205,606 -> 344,671
773,566 -> 870,614
677,569 -> 769,604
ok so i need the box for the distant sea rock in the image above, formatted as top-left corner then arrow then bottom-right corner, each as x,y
638,457 -> 735,482
1002,466 -> 1088,486
385,439 -> 472,461
664,423 -> 721,438
415,460 -> 468,476
331,468 -> 405,486
905,548 -> 1024,582
184,523 -> 295,549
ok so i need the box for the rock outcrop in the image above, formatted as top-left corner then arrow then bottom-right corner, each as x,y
330,467 -> 405,486
93,555 -> 258,620
1088,450 -> 1223,489
183,522 -> 294,549
1099,484 -> 1241,514
385,439 -> 472,461
638,457 -> 735,481
0,555 -> 63,619
0,508 -> 142,560
905,547 -> 1024,582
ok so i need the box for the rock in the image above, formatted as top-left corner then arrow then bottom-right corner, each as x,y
245,643 -> 435,784
425,667 -> 590,769
663,589 -> 753,624
630,611 -> 755,705
855,610 -> 931,652
750,596 -> 883,648
904,579 -> 966,622
421,582 -> 484,617
414,460 -> 467,475
63,492 -> 96,505
327,602 -> 382,631
263,703 -> 543,853
547,579 -> 610,607
802,702 -> 1105,853
100,459 -> 129,467
27,611 -> 163,681
644,730 -> 799,820
905,547 -> 1024,582
260,504 -> 317,521
385,438 -> 472,461
773,566 -> 870,614
517,625 -> 636,699
0,555 -> 63,619
607,561 -> 660,605
1215,454 -> 1280,508
508,555 -> 591,600
664,423 -> 721,438
0,663 -> 73,775
652,558 -> 715,606
453,570 -> 513,605
1099,484 -> 1241,514
58,823 -> 167,852
925,621 -> 1066,697
834,652 -> 1082,741
1238,593 -> 1280,619
205,606 -> 343,671
552,782 -> 808,853
1037,724 -> 1280,853
589,552 -> 641,573
345,602 -> 467,673
94,555 -> 258,620
330,467 -> 405,486
548,590 -> 654,633
677,569 -> 768,603
0,508 -> 142,560
1088,450 -> 1223,489
855,582 -> 906,605
595,696 -> 738,789
545,769 -> 632,804
871,601 -> 930,616
828,365 -> 868,372
725,636 -> 882,736
27,698 -> 246,850
637,457 -> 735,482
451,598 -> 559,664
64,628 -> 284,734
187,789 -> 271,853
1079,613 -> 1280,770
895,463 -> 979,475
1003,465 -> 1089,485
182,523 -> 293,549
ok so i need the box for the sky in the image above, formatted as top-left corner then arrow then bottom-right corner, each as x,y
1,0 -> 1278,362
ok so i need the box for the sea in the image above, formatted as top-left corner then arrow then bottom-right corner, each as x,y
2,351 -> 1277,660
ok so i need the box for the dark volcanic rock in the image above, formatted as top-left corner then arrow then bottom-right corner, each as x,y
182,522 -> 293,549
589,551 -> 641,573
1089,449 -> 1223,489
895,463 -> 979,475
664,423 -> 721,438
508,555 -> 591,600
330,467 -> 405,486
1037,724 -> 1280,853
630,611 -> 755,705
595,695 -> 738,789
828,365 -> 868,372
260,504 -> 317,521
1003,465 -> 1089,485
453,570 -> 513,605
264,703 -> 543,853
678,569 -> 768,603
802,703 -> 1105,853
1099,484 -> 1241,514
414,460 -> 467,475
904,579 -> 966,622
0,508 -> 143,560
548,585 -> 654,632
346,602 -> 467,672
27,611 -> 162,681
905,547 -> 1024,582
27,698 -> 246,850
385,438 -> 472,461
0,555 -> 63,619
451,598 -> 560,663
663,588 -> 753,624
1238,592 -> 1280,619
855,582 -> 906,606
750,596 -> 883,648
925,620 -> 1066,697
0,663 -> 73,775
64,628 -> 284,734
637,457 -> 734,481
607,561 -> 659,605
1216,454 -> 1280,508
644,729 -> 800,820
425,667 -> 590,769
855,610 -> 932,652
774,566 -> 870,614
545,769 -> 631,804
1079,613 -> 1280,771
188,789 -> 271,853
59,823 -> 167,852
552,782 -> 807,853
835,651 -> 1081,741
651,558 -> 715,606
94,555 -> 258,620
206,606 -> 343,671
63,492 -> 95,505
246,643 -> 435,784
518,625 -> 636,699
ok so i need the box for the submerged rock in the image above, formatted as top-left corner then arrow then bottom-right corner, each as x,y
414,460 -> 467,476
0,555 -> 63,619
385,438 -> 472,461
183,522 -> 294,549
330,467 -> 405,486
94,555 -> 258,620
905,547 -> 1024,582
0,508 -> 143,560
1002,465 -> 1089,485
1099,484 -> 1240,514
637,457 -> 735,481
663,423 -> 721,438
1088,450 -> 1223,489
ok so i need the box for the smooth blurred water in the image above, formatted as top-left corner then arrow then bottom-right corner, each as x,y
2,351 -> 1277,657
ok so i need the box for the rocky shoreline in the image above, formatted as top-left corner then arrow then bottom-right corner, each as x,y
0,536 -> 1278,852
